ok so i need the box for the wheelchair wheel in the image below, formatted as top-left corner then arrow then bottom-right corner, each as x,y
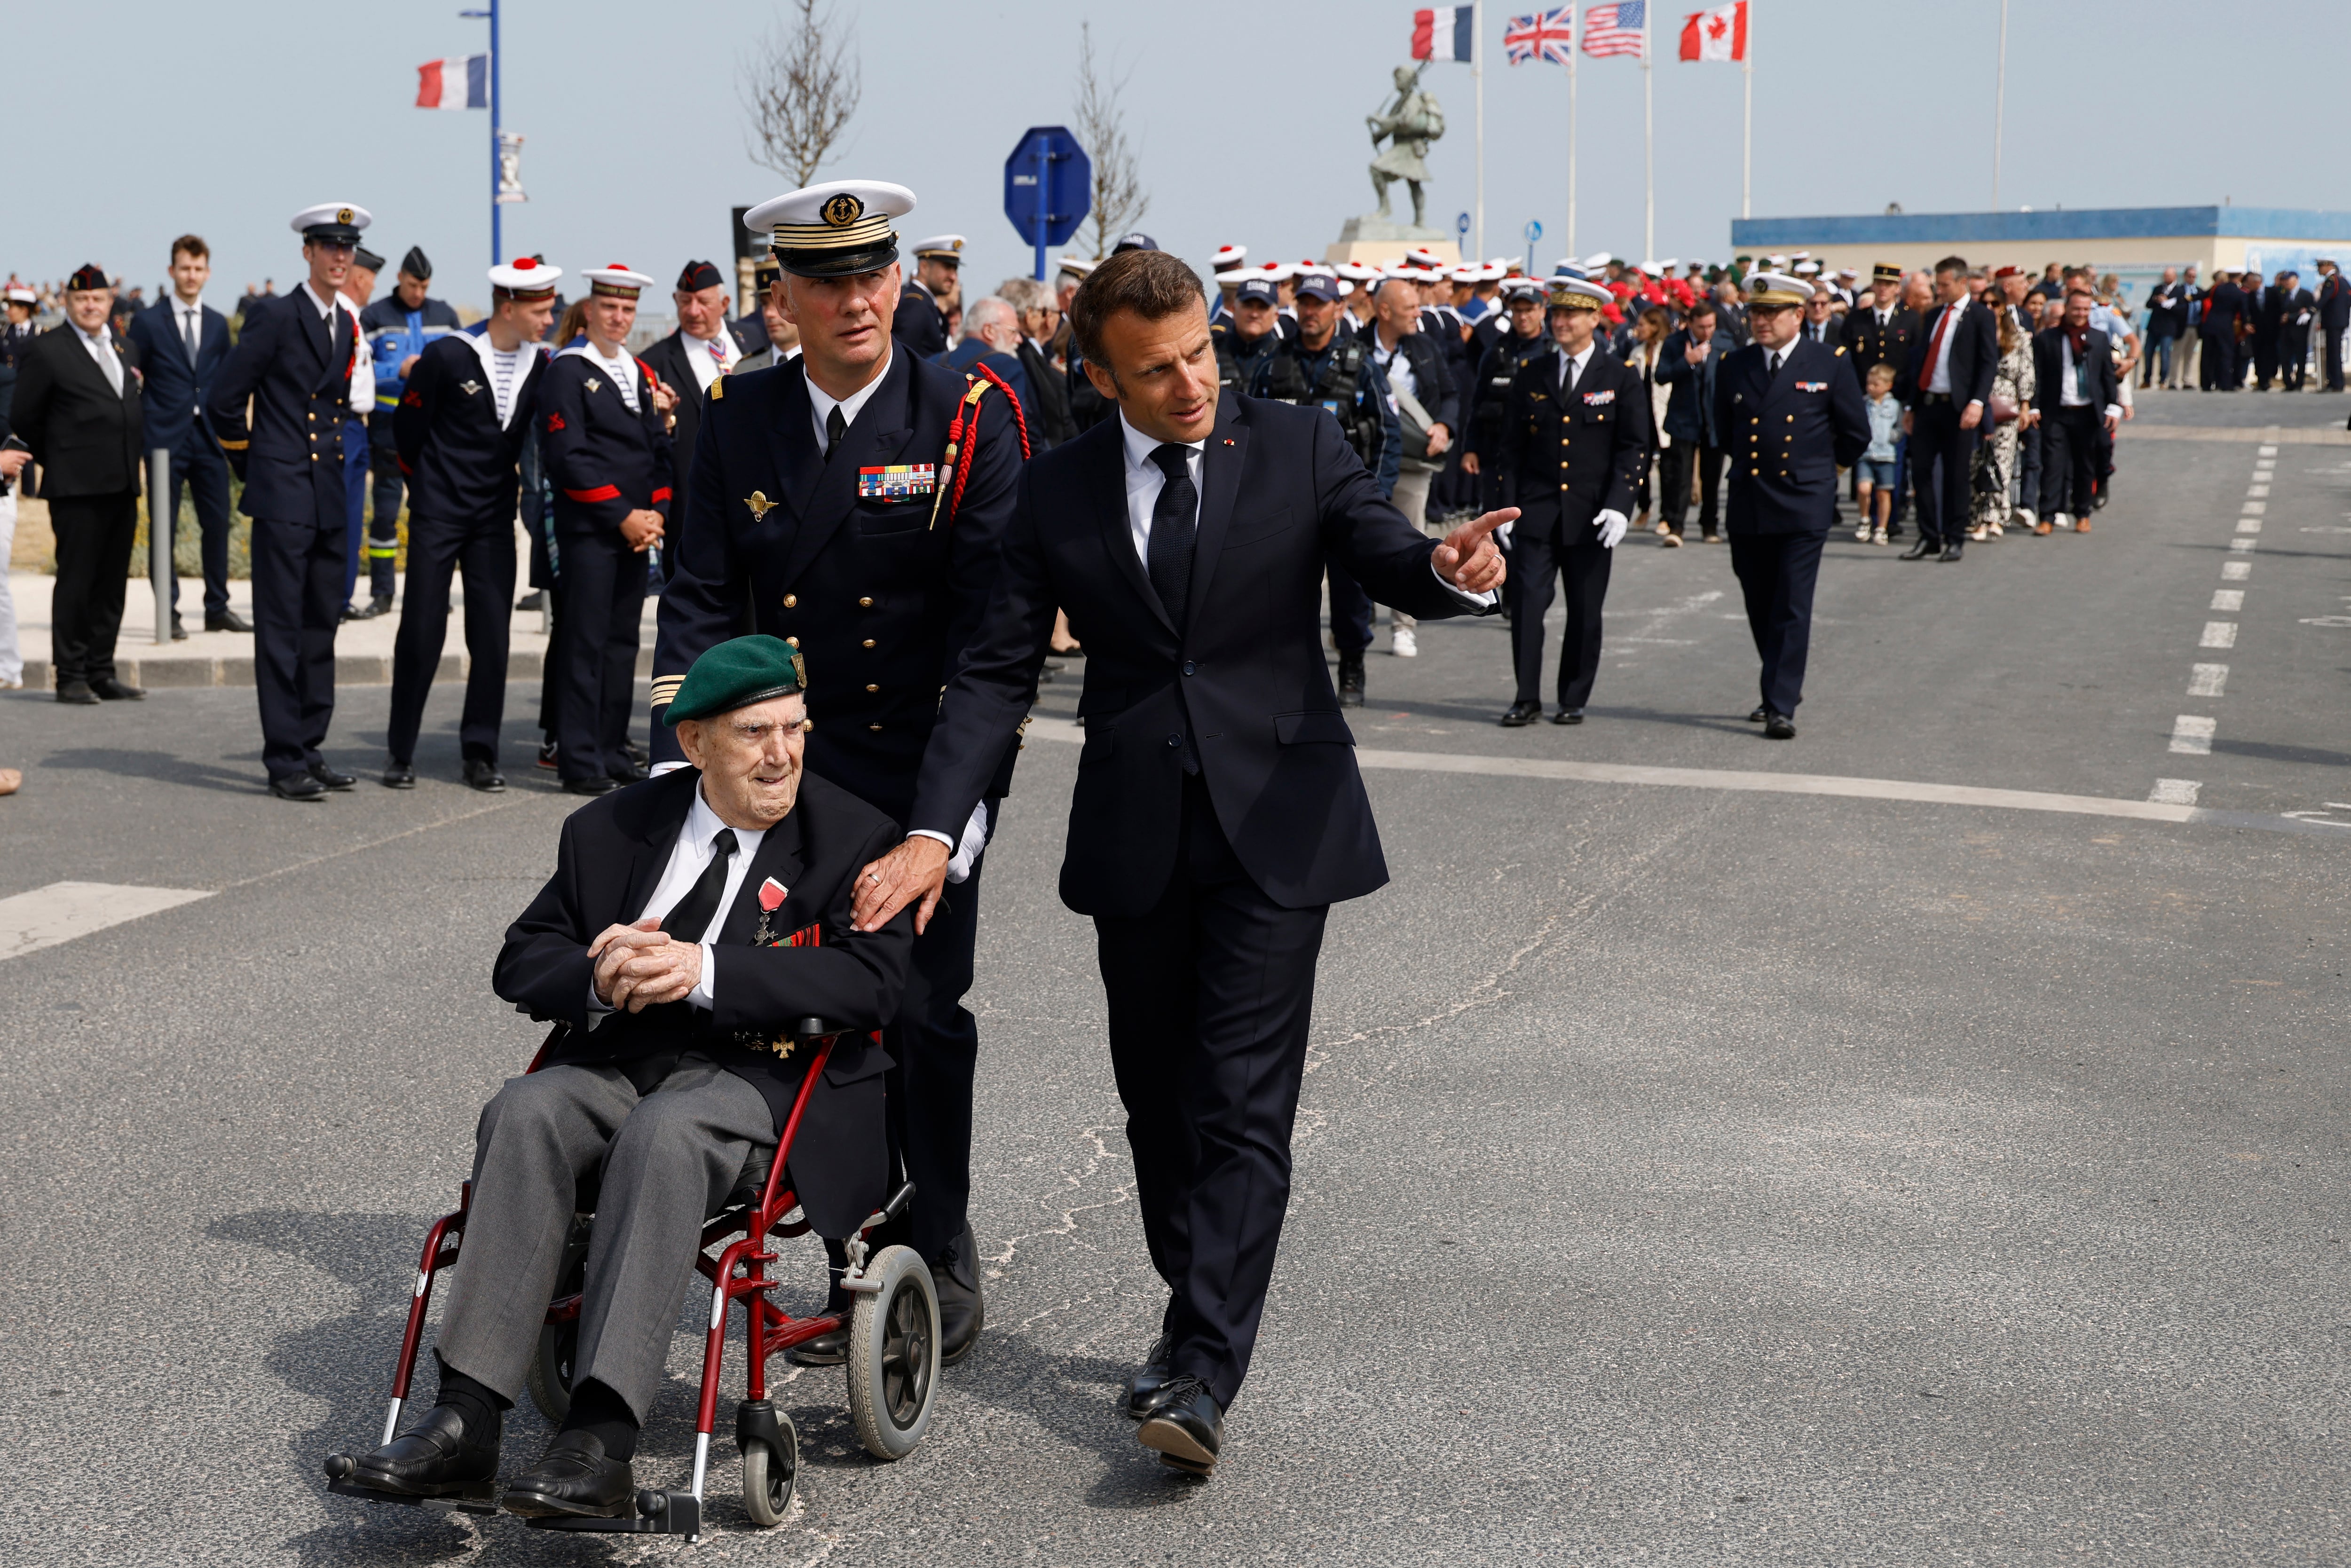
525,1215 -> 592,1424
845,1245 -> 939,1460
739,1414 -> 799,1527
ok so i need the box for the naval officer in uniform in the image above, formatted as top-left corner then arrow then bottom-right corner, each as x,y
206,203 -> 373,800
891,234 -> 962,359
1713,272 -> 1870,738
650,181 -> 1026,1367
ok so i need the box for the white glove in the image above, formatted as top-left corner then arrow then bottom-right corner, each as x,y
944,800 -> 990,885
1595,509 -> 1630,549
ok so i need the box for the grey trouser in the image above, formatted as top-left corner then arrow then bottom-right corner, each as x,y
434,1055 -> 772,1423
1389,466 -> 1438,632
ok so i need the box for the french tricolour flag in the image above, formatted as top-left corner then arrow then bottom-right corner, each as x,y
416,54 -> 489,110
1412,7 -> 1475,62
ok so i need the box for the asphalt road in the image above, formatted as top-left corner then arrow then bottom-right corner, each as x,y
2,387 -> 2346,1567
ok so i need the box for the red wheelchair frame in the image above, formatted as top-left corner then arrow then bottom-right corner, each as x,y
325,1018 -> 939,1540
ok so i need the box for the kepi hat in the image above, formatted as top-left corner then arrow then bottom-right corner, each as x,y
1546,277 -> 1613,311
1745,270 -> 1814,307
746,180 -> 915,280
908,234 -> 966,262
291,203 -> 371,245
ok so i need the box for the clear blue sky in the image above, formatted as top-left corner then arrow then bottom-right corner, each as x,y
15,0 -> 2342,311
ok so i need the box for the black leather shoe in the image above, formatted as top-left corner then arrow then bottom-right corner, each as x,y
1550,708 -> 1584,725
1937,545 -> 1964,562
463,759 -> 506,793
347,1404 -> 498,1497
933,1227 -> 986,1366
170,616 -> 189,642
55,680 -> 99,706
1499,700 -> 1542,727
607,759 -> 650,784
1123,1332 -> 1177,1420
369,592 -> 394,617
1899,540 -> 1938,560
309,762 -> 356,790
1336,652 -> 1365,709
562,775 -> 617,796
381,762 -> 416,789
1764,712 -> 1798,740
1746,706 -> 1768,723
206,609 -> 254,633
501,1431 -> 634,1520
1137,1376 -> 1223,1475
789,1324 -> 850,1366
270,772 -> 327,801
92,676 -> 146,701
515,589 -> 546,613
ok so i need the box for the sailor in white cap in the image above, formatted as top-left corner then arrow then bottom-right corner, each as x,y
894,231 -> 965,358
1492,275 -> 1649,727
652,179 -> 1027,1368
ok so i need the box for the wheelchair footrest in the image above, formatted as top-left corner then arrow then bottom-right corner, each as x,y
521,1488 -> 700,1536
326,1475 -> 500,1517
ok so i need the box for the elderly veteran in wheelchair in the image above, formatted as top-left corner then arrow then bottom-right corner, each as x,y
345,636 -> 915,1520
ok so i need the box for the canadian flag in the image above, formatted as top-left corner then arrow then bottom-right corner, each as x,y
1679,1 -> 1748,62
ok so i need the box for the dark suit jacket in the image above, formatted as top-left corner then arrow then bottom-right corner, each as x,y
1714,337 -> 1870,536
1898,299 -> 1998,409
1373,330 -> 1461,436
2320,273 -> 2351,331
637,322 -> 754,532
906,394 -> 1488,918
11,323 -> 144,498
2200,281 -> 2248,338
1496,346 -> 1650,529
939,338 -> 1037,435
2031,327 -> 2120,418
538,348 -> 673,534
126,297 -> 229,454
493,766 -> 914,1237
892,282 -> 949,359
206,288 -> 360,525
393,331 -> 547,527
649,348 -> 1024,813
2144,281 -> 2189,339
1655,329 -> 1729,445
1016,338 -> 1075,449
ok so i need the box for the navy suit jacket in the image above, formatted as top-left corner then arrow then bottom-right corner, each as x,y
126,298 -> 229,454
939,338 -> 1037,434
1714,338 -> 1871,536
1655,329 -> 1728,446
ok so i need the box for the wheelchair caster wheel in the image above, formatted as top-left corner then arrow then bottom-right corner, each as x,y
740,1431 -> 797,1526
846,1245 -> 939,1460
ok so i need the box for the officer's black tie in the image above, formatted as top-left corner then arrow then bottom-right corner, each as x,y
1767,348 -> 1785,382
660,828 -> 738,941
1145,443 -> 1199,626
824,405 -> 847,461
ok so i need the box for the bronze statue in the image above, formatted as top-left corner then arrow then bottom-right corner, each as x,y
1367,64 -> 1444,230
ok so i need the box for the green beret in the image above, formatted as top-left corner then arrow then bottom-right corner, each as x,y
662,635 -> 807,725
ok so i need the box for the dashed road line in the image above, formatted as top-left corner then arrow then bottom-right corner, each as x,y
2149,779 -> 2202,805
2211,589 -> 2244,611
2200,621 -> 2238,648
2170,715 -> 2217,755
2188,664 -> 2229,697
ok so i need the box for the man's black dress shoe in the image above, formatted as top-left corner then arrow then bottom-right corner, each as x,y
562,775 -> 617,796
55,680 -> 99,705
309,761 -> 356,790
206,609 -> 254,633
1937,545 -> 1964,562
347,1405 -> 498,1497
382,762 -> 416,789
1899,540 -> 1938,560
1123,1332 -> 1177,1420
501,1431 -> 634,1519
1747,706 -> 1768,723
271,772 -> 328,801
515,589 -> 546,612
92,676 -> 145,701
1764,712 -> 1797,740
1336,651 -> 1365,709
1499,700 -> 1542,727
463,758 -> 507,793
933,1225 -> 986,1366
1137,1376 -> 1223,1475
607,759 -> 650,783
1551,707 -> 1584,725
170,616 -> 188,642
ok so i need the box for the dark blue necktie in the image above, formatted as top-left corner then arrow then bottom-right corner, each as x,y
1145,443 -> 1198,626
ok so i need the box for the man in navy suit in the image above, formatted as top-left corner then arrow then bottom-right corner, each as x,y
849,248 -> 1509,1477
1713,273 -> 1870,738
2316,259 -> 2349,393
127,235 -> 247,635
1896,255 -> 1997,562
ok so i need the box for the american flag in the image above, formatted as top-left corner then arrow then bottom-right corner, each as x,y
1504,7 -> 1576,65
1582,0 -> 1646,56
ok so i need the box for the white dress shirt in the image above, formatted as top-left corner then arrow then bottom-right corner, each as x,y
2057,335 -> 2123,421
1554,341 -> 1596,390
1925,300 -> 1963,396
1372,331 -> 1418,402
681,327 -> 735,394
74,320 -> 124,396
174,293 -> 205,370
585,781 -> 765,1025
807,352 -> 890,451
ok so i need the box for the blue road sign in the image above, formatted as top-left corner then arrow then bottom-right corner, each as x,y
1523,219 -> 1543,243
1005,126 -> 1092,280
1456,212 -> 1471,240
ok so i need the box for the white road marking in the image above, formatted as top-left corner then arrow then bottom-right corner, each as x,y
2242,500 -> 2266,514
2230,537 -> 2256,552
2237,518 -> 2263,534
2260,444 -> 2280,455
2299,615 -> 2351,628
2222,559 -> 2251,581
2248,484 -> 2271,497
2188,663 -> 2229,697
2211,590 -> 2244,611
2200,622 -> 2238,648
2149,779 -> 2202,805
0,882 -> 214,962
2170,716 -> 2217,755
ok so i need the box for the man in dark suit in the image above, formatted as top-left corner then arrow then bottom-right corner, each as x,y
1655,299 -> 1730,544
891,235 -> 960,358
1004,276 -> 1074,449
127,236 -> 245,637
2142,267 -> 2188,388
1494,276 -> 1647,725
2032,290 -> 2122,533
2317,260 -> 2350,392
208,205 -> 373,798
2198,271 -> 2248,391
2272,271 -> 2314,392
339,638 -> 915,1520
1713,273 -> 1870,738
849,249 -> 1508,1477
635,260 -> 757,544
11,264 -> 146,703
653,181 -> 1025,1370
1897,255 -> 1998,561
938,294 -> 1036,430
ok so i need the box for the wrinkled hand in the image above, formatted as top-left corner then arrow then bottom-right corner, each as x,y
590,919 -> 663,1007
1432,507 -> 1512,595
852,835 -> 951,934
1960,401 -> 1984,430
620,509 -> 664,551
1595,509 -> 1630,550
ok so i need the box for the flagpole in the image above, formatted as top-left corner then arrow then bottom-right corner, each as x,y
1741,8 -> 1752,219
1641,3 -> 1654,266
1567,8 -> 1578,257
1992,0 -> 2009,210
489,0 -> 502,265
1474,0 -> 1486,261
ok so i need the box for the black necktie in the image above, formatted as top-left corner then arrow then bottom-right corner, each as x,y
824,404 -> 847,460
1145,443 -> 1199,626
1767,349 -> 1785,380
659,827 -> 738,942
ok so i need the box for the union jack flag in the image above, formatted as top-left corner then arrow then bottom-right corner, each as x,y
1582,0 -> 1646,56
1504,7 -> 1576,65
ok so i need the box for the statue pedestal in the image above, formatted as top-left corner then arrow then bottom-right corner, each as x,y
1325,215 -> 1459,268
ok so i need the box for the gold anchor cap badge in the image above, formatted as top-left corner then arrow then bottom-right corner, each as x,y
745,490 -> 775,519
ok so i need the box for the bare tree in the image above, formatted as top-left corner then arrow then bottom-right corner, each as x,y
741,0 -> 862,189
1072,21 -> 1146,260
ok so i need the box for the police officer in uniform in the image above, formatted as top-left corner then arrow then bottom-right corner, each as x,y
207,204 -> 373,801
1250,272 -> 1398,489
651,181 -> 1025,1368
1495,277 -> 1649,727
381,258 -> 559,791
1212,277 -> 1289,397
1460,277 -> 1549,514
359,247 -> 461,616
892,234 -> 962,359
1714,273 -> 1870,738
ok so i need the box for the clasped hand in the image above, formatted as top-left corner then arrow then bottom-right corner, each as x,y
590,917 -> 701,1012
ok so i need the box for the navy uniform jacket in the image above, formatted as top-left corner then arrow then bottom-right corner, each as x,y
1896,299 -> 1998,409
393,332 -> 547,527
939,337 -> 1036,433
1495,346 -> 1650,529
1838,303 -> 1920,386
2319,273 -> 2351,332
493,766 -> 914,1238
892,282 -> 949,359
648,350 -> 1024,819
1712,338 -> 1871,536
1464,328 -> 1549,465
206,288 -> 361,525
905,395 -> 1483,919
537,347 -> 672,535
125,297 -> 230,454
2199,281 -> 2248,339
